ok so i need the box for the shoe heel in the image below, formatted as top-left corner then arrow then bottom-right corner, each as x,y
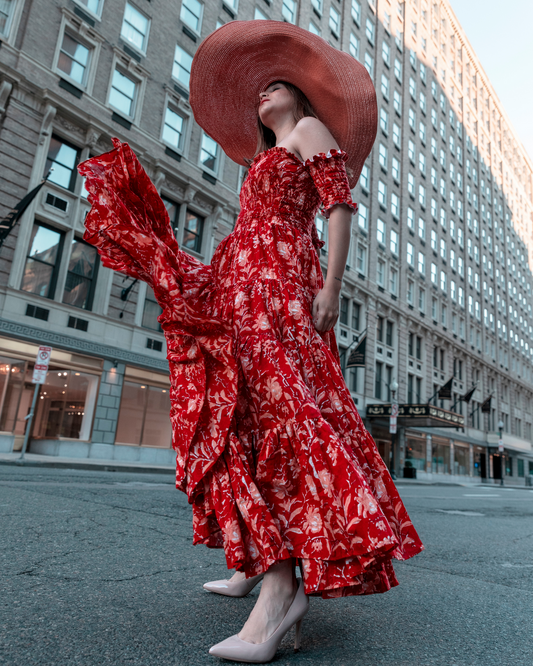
294,619 -> 303,651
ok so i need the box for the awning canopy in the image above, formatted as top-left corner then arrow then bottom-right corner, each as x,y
366,403 -> 465,428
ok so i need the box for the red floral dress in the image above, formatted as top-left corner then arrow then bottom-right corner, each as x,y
79,140 -> 424,599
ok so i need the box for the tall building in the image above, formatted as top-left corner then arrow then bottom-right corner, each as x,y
0,0 -> 532,483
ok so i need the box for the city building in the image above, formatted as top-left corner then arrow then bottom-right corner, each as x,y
0,0 -> 532,483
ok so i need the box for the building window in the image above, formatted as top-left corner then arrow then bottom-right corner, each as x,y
351,0 -> 361,25
419,286 -> 425,312
142,285 -> 162,331
121,3 -> 150,52
378,143 -> 388,169
254,7 -> 267,19
365,17 -> 375,44
377,258 -> 385,286
379,107 -> 389,133
162,106 -> 185,150
330,6 -> 340,36
340,297 -> 349,325
200,133 -> 219,173
418,216 -> 425,239
375,361 -> 383,399
21,223 -> 64,299
382,41 -> 390,66
109,68 -> 137,117
282,0 -> 297,24
0,0 -> 16,37
392,155 -> 400,180
33,368 -> 99,441
360,164 -> 369,189
378,180 -> 387,208
407,279 -> 414,304
173,44 -> 193,89
163,196 -> 180,235
381,74 -> 390,100
308,21 -> 320,35
389,267 -> 398,294
391,192 -> 399,218
418,251 -> 425,275
77,0 -> 102,15
181,0 -> 203,33
356,244 -> 366,274
349,33 -> 360,59
358,202 -> 368,229
183,210 -> 204,253
392,123 -> 401,148
57,33 -> 91,86
45,136 -> 80,191
62,239 -> 99,310
364,52 -> 374,78
390,229 -> 398,254
407,242 -> 414,266
394,57 -> 402,82
393,90 -> 402,115
377,219 -> 386,245
352,302 -> 361,330
116,380 -> 172,448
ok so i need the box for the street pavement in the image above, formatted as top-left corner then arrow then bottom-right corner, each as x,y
0,466 -> 532,666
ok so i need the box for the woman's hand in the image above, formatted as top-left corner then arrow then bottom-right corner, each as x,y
312,284 -> 340,332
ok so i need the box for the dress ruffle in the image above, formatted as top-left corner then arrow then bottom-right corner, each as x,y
78,140 -> 424,599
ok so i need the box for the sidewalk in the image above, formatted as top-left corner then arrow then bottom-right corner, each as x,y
0,452 -> 174,475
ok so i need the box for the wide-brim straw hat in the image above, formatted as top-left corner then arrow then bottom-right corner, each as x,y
189,20 -> 377,189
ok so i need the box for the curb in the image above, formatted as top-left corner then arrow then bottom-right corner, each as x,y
0,459 -> 174,475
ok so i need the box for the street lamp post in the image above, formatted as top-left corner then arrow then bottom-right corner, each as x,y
390,380 -> 399,481
498,420 -> 504,487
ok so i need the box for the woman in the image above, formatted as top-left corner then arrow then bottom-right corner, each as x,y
79,21 -> 424,663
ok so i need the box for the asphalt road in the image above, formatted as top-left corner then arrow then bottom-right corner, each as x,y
1,466 -> 532,666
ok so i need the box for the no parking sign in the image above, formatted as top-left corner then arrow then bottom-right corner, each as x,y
32,346 -> 52,384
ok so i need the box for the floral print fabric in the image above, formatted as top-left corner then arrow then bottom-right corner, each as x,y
79,140 -> 424,599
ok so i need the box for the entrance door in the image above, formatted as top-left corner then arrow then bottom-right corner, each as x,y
377,440 -> 391,471
479,453 -> 487,479
493,455 -> 502,480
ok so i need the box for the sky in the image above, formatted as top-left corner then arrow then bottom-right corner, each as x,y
449,0 -> 533,161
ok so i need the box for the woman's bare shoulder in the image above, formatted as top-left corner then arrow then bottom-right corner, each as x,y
293,117 -> 340,161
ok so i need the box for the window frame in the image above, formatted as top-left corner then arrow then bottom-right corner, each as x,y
180,0 -> 204,35
121,2 -> 151,55
21,220 -> 66,300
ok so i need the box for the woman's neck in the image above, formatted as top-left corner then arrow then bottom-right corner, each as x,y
270,117 -> 297,147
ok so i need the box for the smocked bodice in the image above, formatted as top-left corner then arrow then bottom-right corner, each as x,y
234,146 -> 357,251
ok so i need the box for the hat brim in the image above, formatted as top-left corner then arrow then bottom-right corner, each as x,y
190,20 -> 377,189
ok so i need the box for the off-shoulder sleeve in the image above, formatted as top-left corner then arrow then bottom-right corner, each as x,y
304,149 -> 358,219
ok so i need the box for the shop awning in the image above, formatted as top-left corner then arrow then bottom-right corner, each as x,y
366,403 -> 465,428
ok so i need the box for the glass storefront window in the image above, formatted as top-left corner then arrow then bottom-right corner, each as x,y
505,456 -> 513,476
33,368 -> 98,440
0,357 -> 26,432
115,381 -> 171,448
431,437 -> 450,474
405,432 -> 426,471
453,443 -> 470,475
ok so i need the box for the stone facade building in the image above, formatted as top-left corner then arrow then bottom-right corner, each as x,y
0,0 -> 532,482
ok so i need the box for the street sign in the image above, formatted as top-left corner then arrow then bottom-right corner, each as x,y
32,346 -> 52,384
390,401 -> 399,434
498,439 -> 504,453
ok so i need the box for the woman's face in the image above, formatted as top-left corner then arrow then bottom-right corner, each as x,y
258,82 -> 295,126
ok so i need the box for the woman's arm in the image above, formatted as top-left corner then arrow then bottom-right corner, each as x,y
312,203 -> 352,332
292,118 -> 353,333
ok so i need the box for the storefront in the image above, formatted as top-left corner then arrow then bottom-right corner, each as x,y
0,337 -> 102,453
0,337 -> 174,465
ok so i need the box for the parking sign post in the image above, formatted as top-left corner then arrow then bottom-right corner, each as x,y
18,346 -> 52,463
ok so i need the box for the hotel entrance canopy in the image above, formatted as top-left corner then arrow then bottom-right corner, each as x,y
366,404 -> 465,428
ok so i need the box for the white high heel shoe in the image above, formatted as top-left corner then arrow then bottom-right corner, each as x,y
208,578 -> 309,663
203,572 -> 265,597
